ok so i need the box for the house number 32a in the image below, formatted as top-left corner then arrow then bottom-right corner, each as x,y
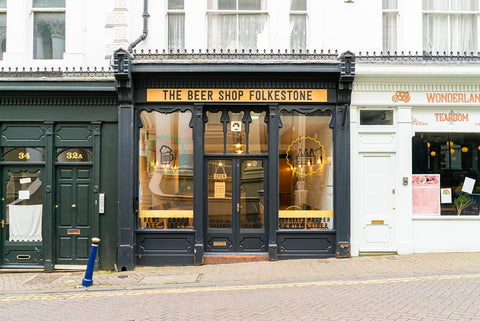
18,152 -> 30,160
66,152 -> 83,160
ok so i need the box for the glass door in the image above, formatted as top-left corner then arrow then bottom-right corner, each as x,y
1,167 -> 44,266
205,158 -> 267,252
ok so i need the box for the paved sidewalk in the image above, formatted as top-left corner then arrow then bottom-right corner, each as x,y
1,252 -> 480,294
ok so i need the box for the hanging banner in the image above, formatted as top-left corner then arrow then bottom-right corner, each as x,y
147,88 -> 328,103
412,174 -> 440,215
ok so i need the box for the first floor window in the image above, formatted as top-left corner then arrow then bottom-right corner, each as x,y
167,0 -> 185,51
290,0 -> 307,51
0,0 -> 5,60
412,132 -> 480,216
33,0 -> 65,59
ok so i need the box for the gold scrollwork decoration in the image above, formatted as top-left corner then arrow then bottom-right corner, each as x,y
392,91 -> 411,103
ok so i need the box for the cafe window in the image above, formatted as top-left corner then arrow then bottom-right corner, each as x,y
412,132 -> 480,216
278,110 -> 334,229
138,110 -> 194,229
33,0 -> 65,59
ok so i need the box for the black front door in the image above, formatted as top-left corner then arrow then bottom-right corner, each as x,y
55,166 -> 93,265
205,157 -> 267,252
1,167 -> 44,267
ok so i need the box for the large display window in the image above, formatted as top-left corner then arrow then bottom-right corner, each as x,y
278,110 -> 334,229
138,110 -> 194,229
413,132 -> 480,216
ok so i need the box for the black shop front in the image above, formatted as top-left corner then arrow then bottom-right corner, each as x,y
114,50 -> 354,270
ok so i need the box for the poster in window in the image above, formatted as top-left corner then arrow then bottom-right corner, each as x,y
412,174 -> 440,215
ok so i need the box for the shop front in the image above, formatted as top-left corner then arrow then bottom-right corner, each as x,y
351,61 -> 480,256
114,50 -> 354,270
0,73 -> 118,271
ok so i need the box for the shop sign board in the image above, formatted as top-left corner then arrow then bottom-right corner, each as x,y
147,88 -> 328,103
412,108 -> 480,132
412,174 -> 440,215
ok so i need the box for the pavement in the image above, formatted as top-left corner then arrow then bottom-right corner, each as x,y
1,251 -> 480,294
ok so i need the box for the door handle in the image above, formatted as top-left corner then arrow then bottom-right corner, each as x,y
236,203 -> 240,212
72,204 -> 76,208
1,220 -> 4,228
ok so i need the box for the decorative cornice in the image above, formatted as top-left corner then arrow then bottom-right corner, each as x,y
0,67 -> 113,80
357,51 -> 480,64
131,49 -> 341,64
0,96 -> 118,106
353,83 -> 480,93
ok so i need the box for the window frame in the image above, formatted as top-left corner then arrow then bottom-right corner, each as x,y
31,2 -> 66,60
422,0 -> 480,53
206,0 -> 268,51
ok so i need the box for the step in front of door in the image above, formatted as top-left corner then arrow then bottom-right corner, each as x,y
203,254 -> 269,265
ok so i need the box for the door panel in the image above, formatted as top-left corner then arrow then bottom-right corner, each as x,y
55,166 -> 93,265
205,158 -> 267,252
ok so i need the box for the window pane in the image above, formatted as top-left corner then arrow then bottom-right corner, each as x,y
451,14 -> 477,52
238,0 -> 264,10
451,0 -> 478,11
360,110 -> 393,125
3,147 -> 45,162
383,12 -> 397,52
382,0 -> 397,10
208,160 -> 232,229
6,171 -> 43,242
226,111 -> 246,154
423,13 -> 448,52
208,0 -> 236,10
205,111 -> 225,153
168,0 -> 184,10
208,14 -> 237,50
279,111 -> 334,230
168,13 -> 185,51
240,159 -> 264,228
0,13 -> 5,60
57,148 -> 93,162
238,14 -> 266,50
33,12 -> 65,59
290,14 -> 306,51
291,0 -> 306,11
0,0 -> 6,8
33,0 -> 65,8
138,110 -> 194,229
412,133 -> 480,216
422,0 -> 448,11
248,111 -> 268,154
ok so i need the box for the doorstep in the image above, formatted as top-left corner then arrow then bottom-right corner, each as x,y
203,253 -> 269,265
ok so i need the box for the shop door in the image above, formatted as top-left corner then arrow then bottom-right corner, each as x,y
55,166 -> 93,265
1,167 -> 44,266
358,153 -> 396,253
205,158 -> 267,252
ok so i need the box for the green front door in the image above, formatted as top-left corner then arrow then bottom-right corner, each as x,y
1,167 -> 44,267
55,166 -> 93,265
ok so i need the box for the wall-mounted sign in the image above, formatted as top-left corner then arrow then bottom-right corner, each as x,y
147,88 -> 328,103
392,91 -> 410,103
214,182 -> 226,198
412,108 -> 480,131
426,92 -> 480,104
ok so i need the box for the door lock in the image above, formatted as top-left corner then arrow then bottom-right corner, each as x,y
72,204 -> 76,208
1,220 -> 4,228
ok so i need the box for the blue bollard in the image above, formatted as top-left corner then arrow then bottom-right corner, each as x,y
82,237 -> 101,287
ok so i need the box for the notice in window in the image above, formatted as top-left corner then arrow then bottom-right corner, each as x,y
461,177 -> 476,194
412,174 -> 440,215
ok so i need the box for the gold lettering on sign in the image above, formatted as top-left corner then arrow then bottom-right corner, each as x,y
147,89 -> 328,103
392,91 -> 410,103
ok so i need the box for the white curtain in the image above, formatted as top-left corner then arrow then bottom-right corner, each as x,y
168,13 -> 185,51
208,14 -> 237,50
239,14 -> 266,50
290,14 -> 306,51
382,0 -> 397,52
8,205 -> 43,242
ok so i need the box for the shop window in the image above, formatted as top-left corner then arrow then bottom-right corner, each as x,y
167,0 -> 185,51
359,110 -> 393,125
412,133 -> 480,216
383,0 -> 398,52
138,110 -> 194,229
207,0 -> 268,50
205,110 -> 268,154
0,0 -> 5,60
423,0 -> 478,53
290,0 -> 307,51
33,0 -> 65,59
278,110 -> 334,229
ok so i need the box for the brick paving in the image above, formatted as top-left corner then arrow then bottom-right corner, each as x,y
0,252 -> 480,320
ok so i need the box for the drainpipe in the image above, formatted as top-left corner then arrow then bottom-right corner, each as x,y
128,0 -> 149,53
